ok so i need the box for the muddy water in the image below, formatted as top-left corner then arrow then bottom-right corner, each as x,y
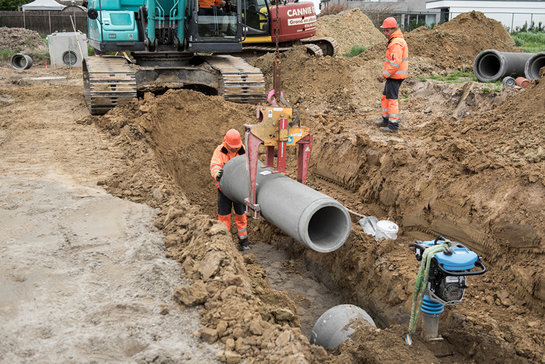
250,242 -> 349,337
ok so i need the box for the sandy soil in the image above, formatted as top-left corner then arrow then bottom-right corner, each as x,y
2,9 -> 545,364
0,68 -> 219,363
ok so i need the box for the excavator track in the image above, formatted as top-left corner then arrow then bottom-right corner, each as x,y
82,55 -> 264,115
206,55 -> 265,103
302,37 -> 340,57
83,56 -> 137,115
242,37 -> 339,57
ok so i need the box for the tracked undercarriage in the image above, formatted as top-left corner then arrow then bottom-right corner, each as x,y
83,54 -> 265,115
242,37 -> 339,57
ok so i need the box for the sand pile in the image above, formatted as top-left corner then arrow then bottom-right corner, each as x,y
406,11 -> 519,70
0,27 -> 48,54
313,9 -> 385,55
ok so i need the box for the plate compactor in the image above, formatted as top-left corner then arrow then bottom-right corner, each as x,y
406,236 -> 487,344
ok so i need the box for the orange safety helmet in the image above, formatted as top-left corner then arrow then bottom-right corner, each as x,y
380,17 -> 398,29
224,128 -> 242,149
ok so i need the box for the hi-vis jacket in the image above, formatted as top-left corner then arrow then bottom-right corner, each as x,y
210,143 -> 245,190
382,28 -> 408,80
199,0 -> 223,8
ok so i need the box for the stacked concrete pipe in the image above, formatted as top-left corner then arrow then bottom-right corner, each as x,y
524,52 -> 545,80
219,155 -> 351,253
473,49 -> 534,82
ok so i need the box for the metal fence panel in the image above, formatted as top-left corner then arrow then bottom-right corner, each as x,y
0,11 -> 88,35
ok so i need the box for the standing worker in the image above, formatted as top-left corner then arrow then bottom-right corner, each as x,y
210,129 -> 250,251
376,17 -> 408,133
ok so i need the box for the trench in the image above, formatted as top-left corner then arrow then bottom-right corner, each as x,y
119,87 -> 543,362
164,163 -> 473,361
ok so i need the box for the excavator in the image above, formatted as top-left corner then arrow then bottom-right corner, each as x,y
83,0 -> 334,115
241,0 -> 338,57
84,0 -> 266,114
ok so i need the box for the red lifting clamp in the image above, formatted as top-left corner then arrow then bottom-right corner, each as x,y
244,105 -> 312,219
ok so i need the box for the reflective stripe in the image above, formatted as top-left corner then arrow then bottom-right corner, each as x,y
238,227 -> 247,233
389,113 -> 399,117
384,57 -> 389,62
388,119 -> 399,124
402,57 -> 408,61
211,165 -> 221,171
384,70 -> 391,77
382,108 -> 388,112
389,61 -> 400,68
394,70 -> 408,74
238,233 -> 247,239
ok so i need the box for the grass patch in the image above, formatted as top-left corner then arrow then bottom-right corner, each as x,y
421,70 -> 477,83
511,31 -> 545,53
0,48 -> 16,59
344,45 -> 367,58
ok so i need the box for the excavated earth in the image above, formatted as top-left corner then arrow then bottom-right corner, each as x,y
2,10 -> 545,363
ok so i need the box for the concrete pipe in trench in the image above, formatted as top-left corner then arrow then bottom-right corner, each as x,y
473,49 -> 534,82
525,52 -> 545,81
310,304 -> 376,349
219,155 -> 351,253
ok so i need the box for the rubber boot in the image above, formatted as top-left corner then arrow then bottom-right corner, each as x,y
376,117 -> 389,128
238,237 -> 250,251
381,122 -> 399,133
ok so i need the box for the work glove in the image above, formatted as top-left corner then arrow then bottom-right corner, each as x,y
216,168 -> 223,182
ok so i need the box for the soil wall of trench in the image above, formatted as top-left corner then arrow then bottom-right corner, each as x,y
89,78 -> 545,362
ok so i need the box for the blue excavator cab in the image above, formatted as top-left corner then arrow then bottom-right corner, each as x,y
86,0 -> 242,53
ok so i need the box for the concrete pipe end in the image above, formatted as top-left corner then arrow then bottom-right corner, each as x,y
310,304 -> 376,349
473,49 -> 504,82
299,199 -> 351,253
525,52 -> 545,81
10,53 -> 33,70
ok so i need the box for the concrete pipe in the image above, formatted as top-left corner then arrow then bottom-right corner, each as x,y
473,49 -> 533,82
310,304 -> 376,349
525,52 -> 545,81
10,53 -> 33,70
220,155 -> 351,253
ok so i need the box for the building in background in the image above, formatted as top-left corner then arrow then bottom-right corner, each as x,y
320,0 -> 440,28
320,0 -> 545,31
426,0 -> 545,31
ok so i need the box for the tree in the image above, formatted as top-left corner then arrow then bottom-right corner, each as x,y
0,0 -> 28,11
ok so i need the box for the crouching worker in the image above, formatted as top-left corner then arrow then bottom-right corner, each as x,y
210,129 -> 250,251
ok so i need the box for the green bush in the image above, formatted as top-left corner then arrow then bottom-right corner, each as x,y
511,31 -> 545,53
343,45 -> 367,57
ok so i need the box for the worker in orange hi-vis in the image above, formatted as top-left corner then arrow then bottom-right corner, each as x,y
198,0 -> 225,14
376,17 -> 408,133
210,129 -> 250,251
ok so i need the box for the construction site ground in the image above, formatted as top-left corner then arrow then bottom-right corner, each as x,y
2,9 -> 545,363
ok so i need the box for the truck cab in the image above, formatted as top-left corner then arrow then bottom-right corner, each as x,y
242,0 -> 316,44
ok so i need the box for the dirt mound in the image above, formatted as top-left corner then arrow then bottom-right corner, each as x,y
406,11 -> 519,70
250,46 -> 384,115
0,27 -> 48,54
313,9 -> 385,55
